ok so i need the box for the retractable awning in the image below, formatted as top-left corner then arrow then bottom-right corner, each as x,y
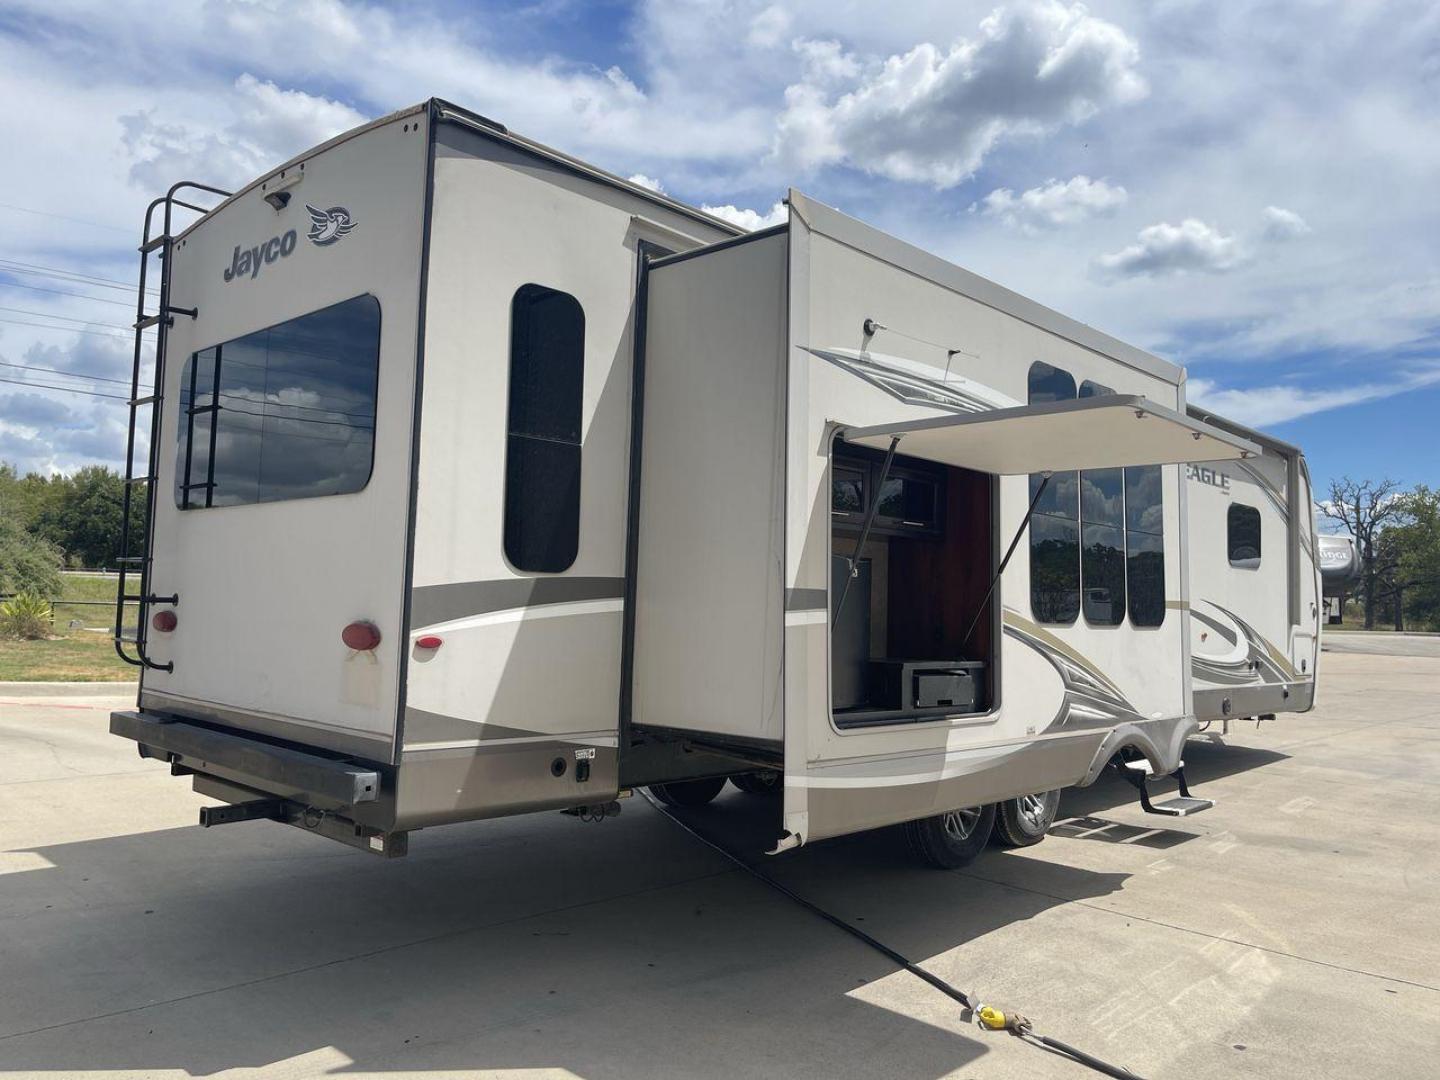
839,395 -> 1257,474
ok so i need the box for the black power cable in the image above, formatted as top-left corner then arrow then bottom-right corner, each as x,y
639,788 -> 1144,1079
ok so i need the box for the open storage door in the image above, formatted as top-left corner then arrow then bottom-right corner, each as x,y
840,395 -> 1258,473
777,396 -> 1259,852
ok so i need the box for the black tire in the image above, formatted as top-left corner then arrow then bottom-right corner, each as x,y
992,790 -> 1061,848
903,804 -> 997,869
648,776 -> 727,808
730,770 -> 782,795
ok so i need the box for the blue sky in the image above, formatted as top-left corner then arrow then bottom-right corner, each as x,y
0,0 -> 1437,501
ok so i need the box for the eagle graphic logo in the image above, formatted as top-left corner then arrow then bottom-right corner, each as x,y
305,204 -> 357,246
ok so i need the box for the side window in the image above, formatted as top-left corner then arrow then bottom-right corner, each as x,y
504,284 -> 585,573
1125,466 -> 1165,626
1228,503 -> 1262,569
1081,468 -> 1125,626
174,294 -> 381,509
1077,380 -> 1123,626
1029,362 -> 1079,624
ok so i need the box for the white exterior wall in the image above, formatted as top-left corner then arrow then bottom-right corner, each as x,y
783,194 -> 1190,844
405,126 -> 733,751
142,111 -> 430,759
1186,443 -> 1319,700
632,234 -> 788,741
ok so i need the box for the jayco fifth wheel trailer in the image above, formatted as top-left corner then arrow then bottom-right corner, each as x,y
1181,411 -> 1322,723
109,99 -> 1309,866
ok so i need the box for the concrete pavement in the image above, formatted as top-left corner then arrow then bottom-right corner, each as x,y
1322,631 -> 1440,658
0,647 -> 1436,1079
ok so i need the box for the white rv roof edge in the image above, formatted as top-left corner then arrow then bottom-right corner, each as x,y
1184,404 -> 1302,459
171,102 -> 433,244
173,98 -> 749,246
432,100 -> 749,239
787,189 -> 1184,388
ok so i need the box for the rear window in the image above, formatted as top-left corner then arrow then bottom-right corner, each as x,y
175,294 -> 381,509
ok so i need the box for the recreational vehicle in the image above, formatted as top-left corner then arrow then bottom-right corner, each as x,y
109,99 -> 1318,867
1180,413 -> 1322,722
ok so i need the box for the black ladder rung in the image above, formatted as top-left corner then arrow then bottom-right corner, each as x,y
124,475 -> 155,485
181,480 -> 215,491
134,313 -> 168,330
140,235 -> 171,254
130,394 -> 158,407
187,403 -> 220,415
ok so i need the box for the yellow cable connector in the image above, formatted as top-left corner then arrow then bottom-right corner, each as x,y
978,1005 -> 1031,1034
978,1005 -> 1008,1030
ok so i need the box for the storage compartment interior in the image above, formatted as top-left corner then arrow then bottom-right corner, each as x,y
829,436 -> 996,727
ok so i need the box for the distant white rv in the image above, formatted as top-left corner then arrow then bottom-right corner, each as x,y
109,99 -> 1320,867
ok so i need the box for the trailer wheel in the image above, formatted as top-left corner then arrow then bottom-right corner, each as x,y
730,770 -> 782,795
991,790 -> 1061,847
903,804 -> 997,869
648,776 -> 727,808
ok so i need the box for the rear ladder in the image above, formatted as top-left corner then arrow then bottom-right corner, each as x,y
113,182 -> 230,671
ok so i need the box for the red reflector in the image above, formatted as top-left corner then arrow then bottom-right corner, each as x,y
152,610 -> 177,633
416,635 -> 443,650
342,621 -> 382,651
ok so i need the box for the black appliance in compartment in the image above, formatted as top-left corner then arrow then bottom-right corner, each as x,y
869,659 -> 986,713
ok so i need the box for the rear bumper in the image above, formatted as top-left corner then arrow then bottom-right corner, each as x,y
111,710 -> 383,806
110,709 -> 407,854
1194,679 -> 1315,721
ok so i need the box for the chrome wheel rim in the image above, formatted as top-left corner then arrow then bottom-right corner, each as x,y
1017,793 -> 1052,832
941,806 -> 983,842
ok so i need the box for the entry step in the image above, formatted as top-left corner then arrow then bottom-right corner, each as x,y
1111,759 -> 1214,817
1147,796 -> 1215,817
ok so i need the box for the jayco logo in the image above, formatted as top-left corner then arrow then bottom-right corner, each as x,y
223,229 -> 297,282
221,204 -> 357,283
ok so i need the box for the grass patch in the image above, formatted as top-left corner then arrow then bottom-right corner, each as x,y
0,574 -> 139,682
50,573 -> 136,632
0,629 -> 137,682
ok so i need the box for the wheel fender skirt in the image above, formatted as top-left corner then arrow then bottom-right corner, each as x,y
1078,717 -> 1199,786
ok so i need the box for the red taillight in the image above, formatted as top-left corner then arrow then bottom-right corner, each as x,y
415,635 -> 443,650
152,610 -> 177,633
342,621 -> 382,651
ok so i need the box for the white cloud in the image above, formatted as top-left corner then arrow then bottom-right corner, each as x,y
120,75 -> 366,190
746,5 -> 791,49
792,39 -> 861,86
1261,205 -> 1312,242
627,173 -> 667,194
978,175 -> 1126,231
1188,366 -> 1440,427
772,1 -> 1146,187
699,201 -> 788,231
1095,219 -> 1248,279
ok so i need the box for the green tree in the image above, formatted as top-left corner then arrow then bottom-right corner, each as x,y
0,514 -> 63,599
1386,486 -> 1440,631
32,466 -> 134,569
1323,477 -> 1410,629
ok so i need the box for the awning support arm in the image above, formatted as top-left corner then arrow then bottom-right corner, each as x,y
960,472 -> 1051,650
832,435 -> 900,629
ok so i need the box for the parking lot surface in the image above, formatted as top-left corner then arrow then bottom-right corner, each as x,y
0,645 -> 1436,1079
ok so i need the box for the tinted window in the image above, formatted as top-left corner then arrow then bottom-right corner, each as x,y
1081,468 -> 1125,626
1228,503 -> 1262,568
1029,362 -> 1079,624
1125,465 -> 1165,626
832,465 -> 864,515
877,474 -> 937,524
175,294 -> 380,509
505,284 -> 585,573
